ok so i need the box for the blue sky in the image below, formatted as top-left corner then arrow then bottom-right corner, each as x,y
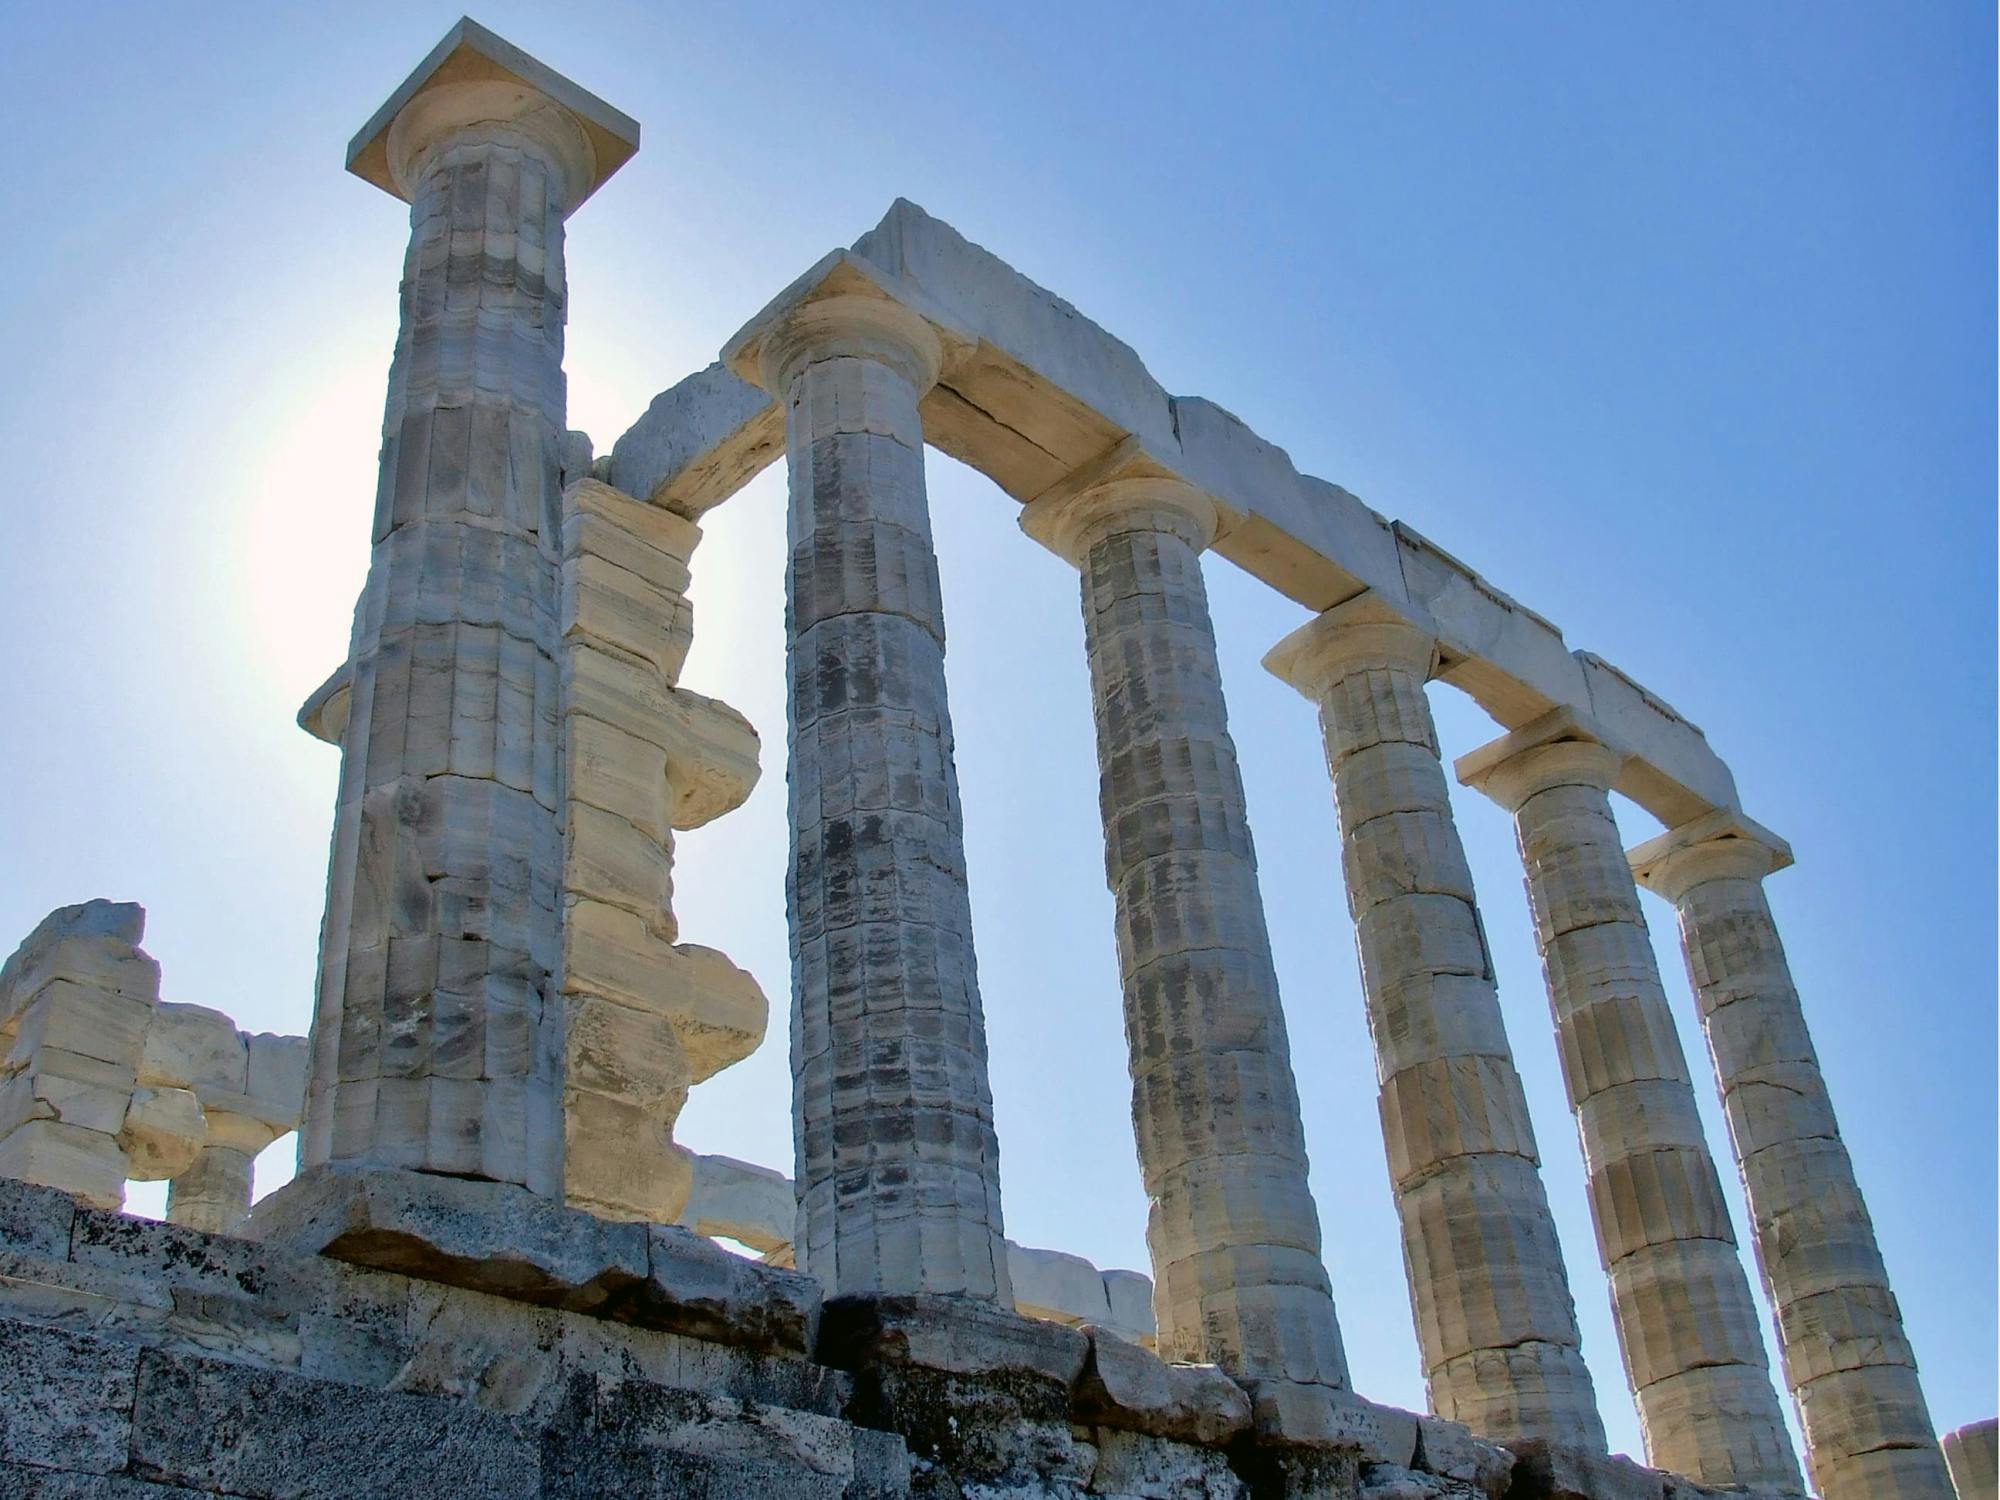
1,0 -> 1990,1465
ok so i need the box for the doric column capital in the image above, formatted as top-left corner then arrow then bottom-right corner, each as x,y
758,292 -> 944,398
1628,808 -> 1794,904
1019,437 -> 1218,564
725,252 -> 970,399
1454,706 -> 1626,812
1262,592 -> 1437,698
347,18 -> 639,214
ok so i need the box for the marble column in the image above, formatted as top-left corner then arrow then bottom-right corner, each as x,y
1942,1419 -> 1998,1500
1458,713 -> 1798,1488
1631,812 -> 1953,1500
1266,593 -> 1604,1449
754,286 -> 1010,1302
301,40 -> 638,1192
1020,453 -> 1347,1387
167,1146 -> 255,1235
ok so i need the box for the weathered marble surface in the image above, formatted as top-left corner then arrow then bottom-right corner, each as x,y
1021,452 -> 1346,1390
303,58 -> 619,1192
1265,595 -> 1604,1452
1631,814 -> 1955,1500
726,264 -> 1012,1303
678,1151 -> 1160,1347
1943,1419 -> 1997,1500
1457,715 -> 1797,1490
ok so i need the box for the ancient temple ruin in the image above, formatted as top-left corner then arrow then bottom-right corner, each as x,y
0,20 -> 1989,1500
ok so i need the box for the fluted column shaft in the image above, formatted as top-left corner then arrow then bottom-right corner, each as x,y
1634,820 -> 1951,1500
1266,596 -> 1604,1449
1023,476 -> 1346,1386
772,297 -> 1011,1303
1942,1420 -> 1997,1500
1463,733 -> 1797,1487
167,1146 -> 256,1235
304,101 -> 595,1191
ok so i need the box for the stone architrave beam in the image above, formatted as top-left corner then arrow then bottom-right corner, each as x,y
1630,813 -> 1954,1500
1265,594 -> 1605,1451
297,25 -> 636,1193
722,254 -> 1012,1303
1019,438 -> 1348,1390
1457,709 -> 1798,1489
612,200 -> 1735,830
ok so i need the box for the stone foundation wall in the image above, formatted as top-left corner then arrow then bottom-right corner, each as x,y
0,1172 -> 1772,1499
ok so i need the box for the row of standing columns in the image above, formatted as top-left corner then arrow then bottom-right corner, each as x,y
1457,716 -> 1797,1488
1266,601 -> 1606,1450
301,38 -> 1953,1493
720,258 -> 1948,1489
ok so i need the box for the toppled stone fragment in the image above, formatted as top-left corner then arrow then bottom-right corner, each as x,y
1072,1325 -> 1250,1446
640,1224 -> 821,1356
1415,1413 -> 1515,1497
117,1087 -> 206,1180
1503,1438 -> 1666,1500
246,1165 -> 649,1316
1247,1379 -> 1420,1467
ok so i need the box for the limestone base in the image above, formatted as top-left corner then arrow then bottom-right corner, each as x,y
0,1173 -> 1793,1498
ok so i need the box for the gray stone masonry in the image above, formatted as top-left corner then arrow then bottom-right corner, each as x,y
747,276 -> 1011,1301
1264,594 -> 1605,1453
1631,814 -> 1953,1500
1020,452 -> 1347,1390
1457,716 -> 1798,1490
304,58 -> 635,1192
0,1172 -> 1769,1498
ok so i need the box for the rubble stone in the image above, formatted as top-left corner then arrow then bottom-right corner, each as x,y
1073,1326 -> 1251,1445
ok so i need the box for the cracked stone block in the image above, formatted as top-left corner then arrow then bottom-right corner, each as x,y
117,1087 -> 207,1181
818,1293 -> 1087,1385
129,1348 -> 539,1498
1247,1379 -> 1420,1467
1414,1413 -> 1515,1496
0,1322 -> 141,1474
1073,1325 -> 1250,1446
